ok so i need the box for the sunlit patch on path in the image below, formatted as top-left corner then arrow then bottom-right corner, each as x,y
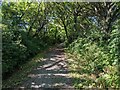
19,44 -> 74,89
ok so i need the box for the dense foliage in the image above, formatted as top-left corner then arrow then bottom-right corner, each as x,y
1,1 -> 120,88
2,2 -> 59,79
67,25 -> 120,88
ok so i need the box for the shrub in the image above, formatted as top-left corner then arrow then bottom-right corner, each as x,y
67,31 -> 119,87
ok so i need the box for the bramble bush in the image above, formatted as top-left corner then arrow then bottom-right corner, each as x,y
67,26 -> 120,88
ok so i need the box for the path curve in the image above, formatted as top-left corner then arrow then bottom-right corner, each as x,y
19,44 -> 74,89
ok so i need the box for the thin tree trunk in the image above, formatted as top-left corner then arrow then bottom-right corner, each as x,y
61,19 -> 69,42
27,20 -> 36,36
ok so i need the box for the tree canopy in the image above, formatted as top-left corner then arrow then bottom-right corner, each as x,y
2,1 -> 120,88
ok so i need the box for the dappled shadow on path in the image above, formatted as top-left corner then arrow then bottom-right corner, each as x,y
18,44 -> 75,89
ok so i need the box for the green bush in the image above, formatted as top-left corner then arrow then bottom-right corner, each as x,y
2,30 -> 28,78
67,29 -> 119,87
2,30 -> 53,79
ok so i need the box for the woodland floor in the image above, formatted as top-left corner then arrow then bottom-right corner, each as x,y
18,44 -> 75,89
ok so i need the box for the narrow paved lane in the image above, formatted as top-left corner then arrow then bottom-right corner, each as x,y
19,44 -> 74,89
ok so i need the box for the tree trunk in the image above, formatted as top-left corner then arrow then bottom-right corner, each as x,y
27,17 -> 36,36
61,19 -> 69,42
63,23 -> 69,42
